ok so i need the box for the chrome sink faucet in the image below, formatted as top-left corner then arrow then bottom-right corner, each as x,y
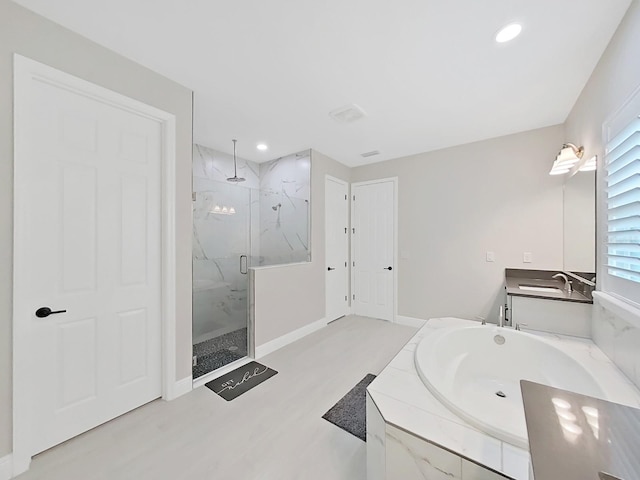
552,273 -> 572,294
498,305 -> 505,327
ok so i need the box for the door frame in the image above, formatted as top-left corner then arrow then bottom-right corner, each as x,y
12,54 -> 180,475
350,177 -> 398,321
325,175 -> 350,320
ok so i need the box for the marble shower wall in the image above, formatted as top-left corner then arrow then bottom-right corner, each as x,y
193,144 -> 260,189
258,150 -> 311,266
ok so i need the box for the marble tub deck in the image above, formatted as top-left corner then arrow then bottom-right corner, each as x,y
366,317 -> 640,480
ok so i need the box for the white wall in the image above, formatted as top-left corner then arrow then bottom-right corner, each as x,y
351,125 -> 565,322
0,0 -> 193,457
564,0 -> 640,284
253,150 -> 350,346
564,0 -> 640,382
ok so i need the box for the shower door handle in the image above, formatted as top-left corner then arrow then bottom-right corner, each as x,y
240,255 -> 248,275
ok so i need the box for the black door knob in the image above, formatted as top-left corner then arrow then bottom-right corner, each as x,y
327,267 -> 336,271
384,266 -> 393,271
35,307 -> 67,318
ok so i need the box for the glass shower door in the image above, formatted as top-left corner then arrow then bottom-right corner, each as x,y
192,179 -> 250,379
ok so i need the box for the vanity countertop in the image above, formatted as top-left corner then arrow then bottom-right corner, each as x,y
522,380 -> 640,480
505,269 -> 593,304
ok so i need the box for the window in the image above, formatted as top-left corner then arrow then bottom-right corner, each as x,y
604,85 -> 640,304
606,117 -> 640,281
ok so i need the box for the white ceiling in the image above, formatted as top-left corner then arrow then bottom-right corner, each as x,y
12,0 -> 631,166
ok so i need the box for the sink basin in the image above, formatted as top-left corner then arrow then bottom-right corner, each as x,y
518,284 -> 563,293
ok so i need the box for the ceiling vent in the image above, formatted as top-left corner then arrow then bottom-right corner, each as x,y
329,104 -> 366,123
360,150 -> 380,158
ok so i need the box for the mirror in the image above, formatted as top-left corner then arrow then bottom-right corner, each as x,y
562,163 -> 596,274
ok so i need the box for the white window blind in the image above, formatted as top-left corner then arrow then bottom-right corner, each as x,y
606,116 -> 640,282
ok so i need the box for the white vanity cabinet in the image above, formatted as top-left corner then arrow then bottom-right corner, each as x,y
508,295 -> 592,338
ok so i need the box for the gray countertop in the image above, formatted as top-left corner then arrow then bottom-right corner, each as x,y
505,269 -> 593,304
521,380 -> 640,480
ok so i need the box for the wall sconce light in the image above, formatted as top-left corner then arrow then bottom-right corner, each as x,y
549,143 -> 585,175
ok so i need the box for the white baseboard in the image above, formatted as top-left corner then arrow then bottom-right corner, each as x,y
165,375 -> 192,400
0,454 -> 12,480
255,317 -> 327,359
395,315 -> 427,328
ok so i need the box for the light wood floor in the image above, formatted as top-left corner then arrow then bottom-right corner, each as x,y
17,316 -> 416,480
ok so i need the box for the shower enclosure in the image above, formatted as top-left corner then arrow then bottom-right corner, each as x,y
192,144 -> 311,379
192,145 -> 257,379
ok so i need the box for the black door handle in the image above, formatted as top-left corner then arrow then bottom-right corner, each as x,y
35,307 -> 67,318
327,267 -> 335,271
384,266 -> 393,271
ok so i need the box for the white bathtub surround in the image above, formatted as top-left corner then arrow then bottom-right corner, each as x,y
367,317 -> 640,480
592,292 -> 640,390
415,325 -> 605,448
366,393 -> 386,480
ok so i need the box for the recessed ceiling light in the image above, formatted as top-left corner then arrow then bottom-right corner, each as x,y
495,23 -> 522,43
256,143 -> 268,151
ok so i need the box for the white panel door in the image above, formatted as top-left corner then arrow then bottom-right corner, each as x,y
325,176 -> 349,321
14,61 -> 163,455
352,180 -> 395,321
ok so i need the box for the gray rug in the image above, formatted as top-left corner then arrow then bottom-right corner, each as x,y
322,374 -> 376,441
205,361 -> 278,401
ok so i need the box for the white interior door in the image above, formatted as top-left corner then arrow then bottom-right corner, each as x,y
14,56 -> 163,456
352,180 -> 395,321
325,176 -> 349,321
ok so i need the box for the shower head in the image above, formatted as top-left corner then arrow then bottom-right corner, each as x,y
227,139 -> 246,183
272,203 -> 282,211
226,176 -> 246,183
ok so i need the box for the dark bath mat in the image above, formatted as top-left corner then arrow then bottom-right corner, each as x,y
322,373 -> 376,441
205,361 -> 277,401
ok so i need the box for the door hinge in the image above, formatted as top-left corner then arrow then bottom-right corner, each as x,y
353,195 -> 355,201
344,227 -> 347,234
353,261 -> 355,267
345,296 -> 348,301
345,194 -> 347,200
345,261 -> 347,267
352,227 -> 355,234
352,294 -> 355,300
192,192 -> 197,202
192,355 -> 197,367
